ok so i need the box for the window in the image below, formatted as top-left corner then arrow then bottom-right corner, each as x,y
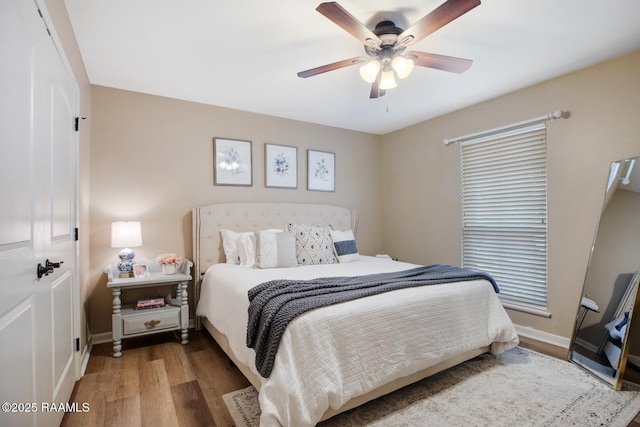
460,123 -> 549,316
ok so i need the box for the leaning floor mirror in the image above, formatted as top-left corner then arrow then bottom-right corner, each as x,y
569,156 -> 640,390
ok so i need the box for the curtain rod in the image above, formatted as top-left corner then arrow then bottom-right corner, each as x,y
443,110 -> 567,146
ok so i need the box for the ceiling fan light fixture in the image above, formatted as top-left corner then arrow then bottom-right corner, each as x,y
379,69 -> 397,90
392,55 -> 414,79
298,1 -> 481,99
359,60 -> 381,83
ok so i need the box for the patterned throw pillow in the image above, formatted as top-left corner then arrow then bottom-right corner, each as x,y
286,223 -> 337,265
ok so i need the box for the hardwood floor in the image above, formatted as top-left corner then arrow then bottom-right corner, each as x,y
61,330 -> 250,427
62,331 -> 640,426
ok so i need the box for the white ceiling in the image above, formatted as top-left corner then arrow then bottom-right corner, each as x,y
64,0 -> 640,135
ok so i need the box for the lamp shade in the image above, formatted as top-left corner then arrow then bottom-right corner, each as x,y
359,60 -> 381,83
111,221 -> 143,248
392,55 -> 414,79
379,70 -> 397,90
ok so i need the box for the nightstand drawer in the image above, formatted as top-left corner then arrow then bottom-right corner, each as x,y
123,307 -> 180,335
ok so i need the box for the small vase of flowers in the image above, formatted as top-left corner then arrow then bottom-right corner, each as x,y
156,253 -> 183,275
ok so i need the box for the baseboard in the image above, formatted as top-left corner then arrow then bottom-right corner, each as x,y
91,331 -> 112,345
628,354 -> 640,367
574,336 -> 599,353
80,341 -> 92,377
514,323 -> 570,349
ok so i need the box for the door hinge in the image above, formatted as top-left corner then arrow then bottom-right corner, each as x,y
74,227 -> 79,241
74,117 -> 86,132
36,8 -> 51,37
75,338 -> 80,352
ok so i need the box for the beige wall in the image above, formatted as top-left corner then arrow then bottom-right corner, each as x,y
86,45 -> 640,340
89,87 -> 382,334
45,0 -> 92,351
380,51 -> 640,339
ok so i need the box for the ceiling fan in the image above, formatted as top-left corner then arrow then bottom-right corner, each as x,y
297,0 -> 481,98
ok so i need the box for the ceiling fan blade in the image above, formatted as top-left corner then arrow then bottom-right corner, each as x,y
297,56 -> 368,78
407,51 -> 473,73
369,82 -> 386,99
316,2 -> 382,47
397,0 -> 481,48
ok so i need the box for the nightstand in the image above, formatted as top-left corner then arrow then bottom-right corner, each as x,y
104,259 -> 193,357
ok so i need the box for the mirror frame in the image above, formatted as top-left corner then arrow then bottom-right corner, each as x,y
568,157 -> 640,390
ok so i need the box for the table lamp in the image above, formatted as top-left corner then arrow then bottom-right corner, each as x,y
111,221 -> 143,278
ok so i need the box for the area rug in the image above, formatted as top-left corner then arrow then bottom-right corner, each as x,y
222,347 -> 640,427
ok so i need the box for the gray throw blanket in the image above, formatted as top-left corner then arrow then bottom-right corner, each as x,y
246,264 -> 498,378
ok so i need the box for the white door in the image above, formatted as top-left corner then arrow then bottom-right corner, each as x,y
0,0 -> 79,426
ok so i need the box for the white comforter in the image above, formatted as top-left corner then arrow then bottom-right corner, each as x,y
196,256 -> 519,426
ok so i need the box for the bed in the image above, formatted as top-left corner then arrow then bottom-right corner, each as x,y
192,202 -> 519,426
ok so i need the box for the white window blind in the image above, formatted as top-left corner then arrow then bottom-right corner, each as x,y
461,123 -> 548,315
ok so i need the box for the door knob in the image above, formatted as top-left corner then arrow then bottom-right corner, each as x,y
46,259 -> 63,269
37,263 -> 54,279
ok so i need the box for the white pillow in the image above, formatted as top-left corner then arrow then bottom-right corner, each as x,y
257,230 -> 297,269
330,229 -> 359,263
237,233 -> 257,268
220,229 -> 254,264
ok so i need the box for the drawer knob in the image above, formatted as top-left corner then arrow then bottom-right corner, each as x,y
144,319 -> 161,328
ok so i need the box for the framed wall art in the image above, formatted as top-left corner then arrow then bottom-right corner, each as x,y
307,149 -> 335,192
265,143 -> 297,189
213,137 -> 252,186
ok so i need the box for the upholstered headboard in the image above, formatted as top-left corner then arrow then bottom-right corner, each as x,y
192,202 -> 358,315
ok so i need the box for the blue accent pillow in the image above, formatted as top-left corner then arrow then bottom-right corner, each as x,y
329,229 -> 359,263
